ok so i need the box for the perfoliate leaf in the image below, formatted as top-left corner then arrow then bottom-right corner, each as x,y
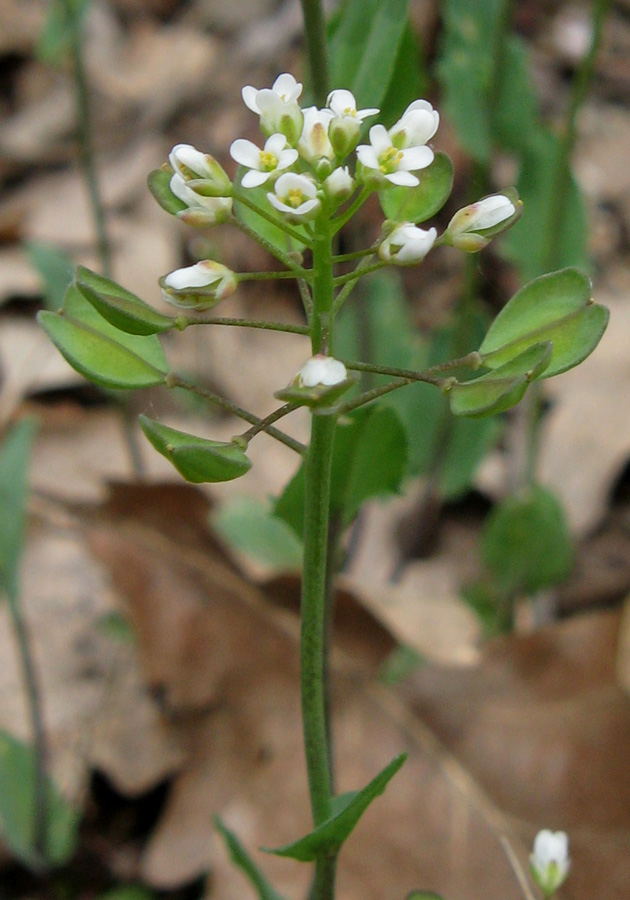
0,420 -> 37,601
147,168 -> 188,216
0,729 -> 79,868
75,266 -> 175,335
264,754 -> 406,861
379,153 -> 454,223
38,285 -> 169,389
214,817 -> 288,900
482,485 -> 573,594
275,405 -> 408,538
274,376 -> 356,411
139,417 -> 252,484
479,268 -> 609,377
447,342 -> 552,418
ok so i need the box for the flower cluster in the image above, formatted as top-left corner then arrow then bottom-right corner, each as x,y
154,72 -> 518,307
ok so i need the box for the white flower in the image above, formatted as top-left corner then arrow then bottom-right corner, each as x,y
446,193 -> 518,251
299,355 -> 348,387
242,73 -> 303,145
323,166 -> 354,201
230,133 -> 298,188
530,830 -> 571,897
356,124 -> 434,187
326,89 -> 379,158
169,143 -> 231,196
389,99 -> 439,149
327,89 -> 379,122
379,223 -> 437,265
267,172 -> 321,222
161,260 -> 237,309
298,106 -> 335,165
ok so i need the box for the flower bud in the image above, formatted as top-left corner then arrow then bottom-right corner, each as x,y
323,166 -> 355,203
530,830 -> 570,898
298,107 -> 335,166
378,222 -> 437,265
446,193 -> 519,252
169,144 -> 231,197
299,355 -> 348,387
160,260 -> 237,310
389,99 -> 439,150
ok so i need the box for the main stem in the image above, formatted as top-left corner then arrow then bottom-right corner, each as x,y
301,209 -> 337,898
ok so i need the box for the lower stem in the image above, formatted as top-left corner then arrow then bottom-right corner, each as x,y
301,413 -> 336,830
309,856 -> 338,900
7,596 -> 48,868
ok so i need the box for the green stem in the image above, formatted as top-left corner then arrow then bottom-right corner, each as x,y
343,351 -> 482,382
64,0 -> 112,278
237,269 -> 309,282
180,315 -> 309,335
240,403 -> 298,443
7,595 -> 49,869
232,196 -> 313,252
167,373 -> 306,455
331,187 -> 372,236
541,0 -> 611,274
300,208 -> 336,887
332,254 -> 377,313
333,260 -> 385,288
300,0 -> 330,106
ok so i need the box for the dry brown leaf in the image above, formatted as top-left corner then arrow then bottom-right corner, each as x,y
401,610 -> 630,899
81,483 -> 568,899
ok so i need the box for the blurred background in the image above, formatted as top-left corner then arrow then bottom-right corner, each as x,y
0,1 -> 629,899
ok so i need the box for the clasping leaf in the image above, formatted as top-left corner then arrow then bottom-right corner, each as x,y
263,753 -> 406,861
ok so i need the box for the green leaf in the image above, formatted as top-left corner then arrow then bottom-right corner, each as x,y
492,37 -> 540,153
264,754 -> 406,861
378,23 -> 429,127
75,266 -> 175,335
36,0 -> 93,64
147,168 -> 188,216
329,0 -> 410,110
215,816 -> 288,900
479,268 -> 609,377
0,729 -> 79,867
38,285 -> 169,389
379,153 -> 454,224
233,169 -> 308,257
25,242 -> 74,311
275,405 -> 408,538
482,485 -> 573,594
139,416 -> 252,484
448,342 -> 552,418
437,0 -> 502,164
213,498 -> 303,571
0,420 -> 37,601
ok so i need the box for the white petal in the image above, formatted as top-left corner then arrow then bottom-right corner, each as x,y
355,107 -> 380,121
386,171 -> 419,186
274,171 -> 316,198
327,89 -> 356,116
164,262 -> 219,290
242,85 -> 260,113
273,73 -> 302,101
293,198 -> 320,217
241,169 -> 269,188
276,149 -> 299,170
230,138 -> 262,168
368,123 -> 392,154
400,145 -> 434,170
265,133 -> 288,155
300,355 -> 347,386
356,144 -> 379,169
